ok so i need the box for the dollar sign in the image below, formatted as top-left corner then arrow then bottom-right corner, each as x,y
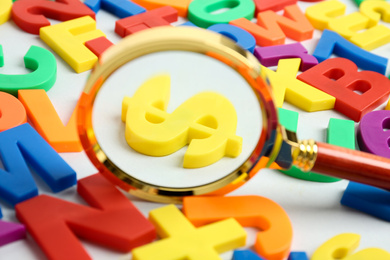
121,74 -> 242,168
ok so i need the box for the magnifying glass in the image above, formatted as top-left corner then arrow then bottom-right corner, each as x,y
77,26 -> 390,203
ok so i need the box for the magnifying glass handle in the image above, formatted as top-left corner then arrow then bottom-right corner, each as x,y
311,142 -> 390,190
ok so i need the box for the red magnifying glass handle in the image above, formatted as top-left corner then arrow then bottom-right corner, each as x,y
312,142 -> 390,189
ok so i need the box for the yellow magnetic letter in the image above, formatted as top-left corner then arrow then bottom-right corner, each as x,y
40,16 -> 105,73
360,0 -> 390,27
132,204 -> 246,260
350,0 -> 390,50
328,12 -> 370,39
0,0 -> 11,25
350,24 -> 390,50
263,58 -> 335,111
121,74 -> 243,168
385,98 -> 390,110
312,233 -> 390,260
327,10 -> 390,50
305,0 -> 346,30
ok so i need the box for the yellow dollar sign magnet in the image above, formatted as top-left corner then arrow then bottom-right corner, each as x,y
121,74 -> 243,168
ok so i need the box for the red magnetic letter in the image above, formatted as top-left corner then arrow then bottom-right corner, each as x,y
253,0 -> 297,14
297,57 -> 390,122
12,0 -> 95,34
15,174 -> 156,260
115,6 -> 178,37
85,36 -> 114,59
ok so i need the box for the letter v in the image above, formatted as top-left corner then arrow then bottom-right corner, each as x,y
18,89 -> 82,153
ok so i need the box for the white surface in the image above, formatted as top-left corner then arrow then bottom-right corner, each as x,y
1,1 -> 390,260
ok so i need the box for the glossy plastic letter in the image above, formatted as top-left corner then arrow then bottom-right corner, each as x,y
298,57 -> 390,121
15,174 -> 156,260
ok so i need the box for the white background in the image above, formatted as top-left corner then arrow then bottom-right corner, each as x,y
1,0 -> 390,259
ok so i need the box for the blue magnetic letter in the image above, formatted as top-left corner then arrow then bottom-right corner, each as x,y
341,181 -> 390,222
233,249 -> 265,260
208,23 -> 256,53
0,123 -> 76,206
288,252 -> 309,260
84,0 -> 145,18
313,29 -> 387,74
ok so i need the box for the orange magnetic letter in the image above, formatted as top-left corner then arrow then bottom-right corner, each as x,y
183,195 -> 293,260
230,4 -> 313,46
18,89 -> 82,152
0,91 -> 26,132
131,0 -> 190,17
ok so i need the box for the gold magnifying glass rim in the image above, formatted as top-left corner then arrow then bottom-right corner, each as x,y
77,26 -> 282,203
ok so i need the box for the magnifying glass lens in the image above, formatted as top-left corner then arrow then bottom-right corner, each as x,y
78,26 -> 282,202
93,50 -> 262,188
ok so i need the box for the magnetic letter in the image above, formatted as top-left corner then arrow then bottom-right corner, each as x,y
0,220 -> 26,247
0,91 -> 26,132
263,58 -> 335,111
298,57 -> 390,121
12,0 -> 95,34
0,45 -> 57,96
360,0 -> 390,27
231,4 -> 313,46
305,0 -> 345,30
208,23 -> 256,53
312,30 -> 388,75
341,181 -> 390,222
0,123 -> 76,206
131,0 -> 191,17
288,252 -> 309,260
15,174 -> 156,260
183,195 -> 292,260
132,204 -> 246,260
350,23 -> 390,51
327,12 -> 390,51
85,36 -> 114,59
18,89 -> 82,153
0,0 -> 11,25
357,110 -> 390,158
252,0 -> 297,14
115,6 -> 178,37
40,16 -> 106,73
254,42 -> 318,71
188,0 -> 255,28
311,233 -> 390,260
84,0 -> 145,18
233,249 -> 265,260
328,12 -> 370,39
